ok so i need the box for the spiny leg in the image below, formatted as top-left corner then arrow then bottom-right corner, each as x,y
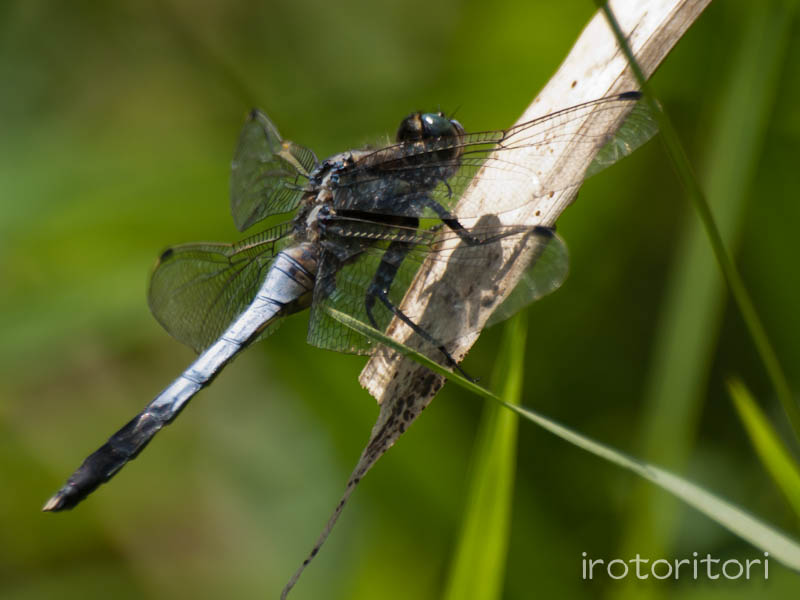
365,240 -> 474,381
420,194 -> 555,246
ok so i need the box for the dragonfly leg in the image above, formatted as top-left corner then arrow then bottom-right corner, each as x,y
420,195 -> 555,246
365,240 -> 475,382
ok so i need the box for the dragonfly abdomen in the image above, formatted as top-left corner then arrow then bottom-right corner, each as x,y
43,243 -> 319,511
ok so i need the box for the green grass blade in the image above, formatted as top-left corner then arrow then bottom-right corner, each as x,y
612,4 -> 799,598
596,1 -> 800,440
442,313 -> 527,600
729,378 -> 800,520
324,307 -> 497,400
332,307 -> 800,571
503,400 -> 800,572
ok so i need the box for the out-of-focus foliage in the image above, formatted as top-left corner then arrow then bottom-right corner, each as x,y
1,1 -> 799,598
728,378 -> 800,519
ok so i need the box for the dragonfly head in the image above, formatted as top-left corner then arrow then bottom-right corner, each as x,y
395,112 -> 465,173
396,111 -> 464,143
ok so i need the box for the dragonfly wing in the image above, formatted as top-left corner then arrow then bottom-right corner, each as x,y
484,228 -> 569,327
306,253 -> 370,355
306,244 -> 420,355
333,93 -> 656,220
148,223 -> 295,353
585,99 -> 658,178
306,217 -> 567,359
230,109 -> 318,231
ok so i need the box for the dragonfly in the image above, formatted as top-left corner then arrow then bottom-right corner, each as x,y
43,91 -> 655,515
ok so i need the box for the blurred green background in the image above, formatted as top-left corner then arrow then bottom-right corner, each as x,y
2,0 -> 799,598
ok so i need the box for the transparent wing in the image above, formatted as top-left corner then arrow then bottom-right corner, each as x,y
332,92 -> 656,220
306,217 -> 568,356
585,100 -> 658,178
230,109 -> 318,232
485,230 -> 569,327
307,250 -> 407,355
148,222 -> 296,353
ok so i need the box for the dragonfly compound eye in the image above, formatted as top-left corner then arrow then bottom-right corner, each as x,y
396,112 -> 463,143
420,113 -> 459,138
